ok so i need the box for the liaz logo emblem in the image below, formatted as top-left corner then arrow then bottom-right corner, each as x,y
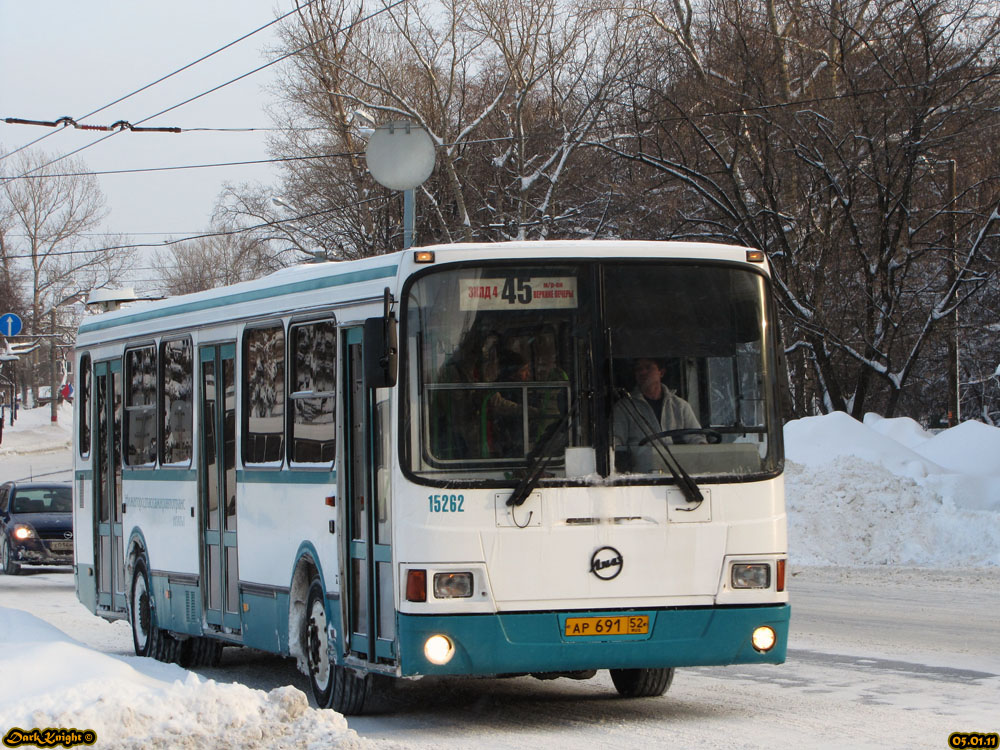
590,546 -> 623,580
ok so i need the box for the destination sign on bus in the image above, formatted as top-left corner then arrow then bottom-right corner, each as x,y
459,275 -> 578,311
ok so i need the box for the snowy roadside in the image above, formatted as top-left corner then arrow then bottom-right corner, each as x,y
0,403 -> 72,456
0,607 -> 386,750
1,404 -> 74,482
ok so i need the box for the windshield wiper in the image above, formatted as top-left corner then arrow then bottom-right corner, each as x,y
614,389 -> 704,508
506,391 -> 586,508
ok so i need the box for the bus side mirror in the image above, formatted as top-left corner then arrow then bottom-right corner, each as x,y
364,314 -> 397,388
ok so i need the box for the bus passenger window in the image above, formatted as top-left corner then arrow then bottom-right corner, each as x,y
78,354 -> 91,458
243,323 -> 285,465
289,319 -> 336,464
160,338 -> 193,465
124,346 -> 156,466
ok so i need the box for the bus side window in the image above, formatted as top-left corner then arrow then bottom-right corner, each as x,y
79,354 -> 91,459
124,346 -> 157,467
160,338 -> 194,465
243,323 -> 286,465
289,319 -> 337,464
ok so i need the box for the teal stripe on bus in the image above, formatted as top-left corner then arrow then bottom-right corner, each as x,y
79,264 -> 398,335
238,470 -> 337,484
119,469 -> 336,483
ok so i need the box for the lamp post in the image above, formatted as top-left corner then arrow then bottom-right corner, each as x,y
364,120 -> 435,251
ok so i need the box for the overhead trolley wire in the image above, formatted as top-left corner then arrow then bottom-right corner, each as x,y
0,0 -> 322,164
10,150 -> 362,180
1,0 -> 411,184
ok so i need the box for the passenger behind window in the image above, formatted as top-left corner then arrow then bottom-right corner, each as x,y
481,349 -> 529,458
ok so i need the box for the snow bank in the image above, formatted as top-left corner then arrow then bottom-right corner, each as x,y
784,412 -> 1000,566
785,412 -> 944,479
0,608 -> 377,750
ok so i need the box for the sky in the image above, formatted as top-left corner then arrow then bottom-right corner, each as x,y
0,406 -> 997,746
0,1 -> 291,289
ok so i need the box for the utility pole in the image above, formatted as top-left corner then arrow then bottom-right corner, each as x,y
50,307 -> 58,423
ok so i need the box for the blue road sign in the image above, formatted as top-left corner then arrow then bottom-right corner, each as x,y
0,313 -> 23,337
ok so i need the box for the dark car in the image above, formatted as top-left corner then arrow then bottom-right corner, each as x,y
0,482 -> 74,575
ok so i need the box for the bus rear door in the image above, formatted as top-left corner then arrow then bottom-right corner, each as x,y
94,359 -> 126,615
198,343 -> 241,634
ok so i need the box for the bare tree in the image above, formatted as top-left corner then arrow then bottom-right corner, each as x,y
233,0 -> 634,253
153,217 -> 291,296
598,0 -> 1000,419
1,149 -> 134,400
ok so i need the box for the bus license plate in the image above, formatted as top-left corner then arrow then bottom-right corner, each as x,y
564,615 -> 649,637
49,541 -> 73,552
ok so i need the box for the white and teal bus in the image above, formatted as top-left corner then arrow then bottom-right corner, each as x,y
73,240 -> 789,714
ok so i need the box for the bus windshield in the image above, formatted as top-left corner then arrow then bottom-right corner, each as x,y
403,261 -> 780,485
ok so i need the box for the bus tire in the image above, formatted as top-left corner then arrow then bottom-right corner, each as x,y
130,557 -> 180,662
179,637 -> 223,668
130,558 -> 159,658
609,667 -> 674,698
305,579 -> 369,714
1,537 -> 21,575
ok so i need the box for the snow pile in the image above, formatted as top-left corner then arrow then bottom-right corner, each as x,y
0,401 -> 73,456
0,608 -> 378,750
785,413 -> 1000,566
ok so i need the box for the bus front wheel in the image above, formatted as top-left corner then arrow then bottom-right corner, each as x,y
305,579 -> 369,714
609,667 -> 675,698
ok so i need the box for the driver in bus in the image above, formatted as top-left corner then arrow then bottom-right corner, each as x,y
613,357 -> 706,473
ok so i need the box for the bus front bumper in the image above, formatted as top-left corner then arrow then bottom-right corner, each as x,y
397,603 -> 789,676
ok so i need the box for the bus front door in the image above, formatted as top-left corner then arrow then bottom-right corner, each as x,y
343,327 -> 396,667
94,360 -> 125,614
198,343 -> 240,633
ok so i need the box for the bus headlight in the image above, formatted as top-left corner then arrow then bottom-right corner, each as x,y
433,572 -> 473,598
752,626 -> 777,652
424,634 -> 455,665
13,525 -> 34,541
732,563 -> 770,589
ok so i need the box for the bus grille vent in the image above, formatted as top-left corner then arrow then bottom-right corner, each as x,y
185,591 -> 198,623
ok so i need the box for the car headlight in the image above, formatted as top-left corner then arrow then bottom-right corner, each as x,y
433,572 -> 473,598
731,563 -> 770,589
13,525 -> 35,541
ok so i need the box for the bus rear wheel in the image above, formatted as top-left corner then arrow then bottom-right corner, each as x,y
609,667 -> 675,698
130,557 -> 182,662
130,558 -> 158,657
305,579 -> 369,714
178,636 -> 223,668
